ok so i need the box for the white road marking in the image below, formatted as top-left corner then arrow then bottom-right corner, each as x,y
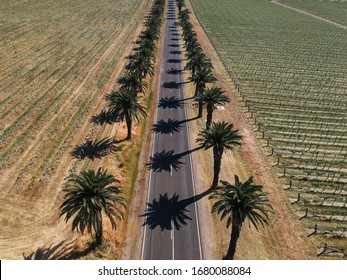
140,2 -> 167,259
172,220 -> 175,260
170,164 -> 173,176
180,44 -> 203,261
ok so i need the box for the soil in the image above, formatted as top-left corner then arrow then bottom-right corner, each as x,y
0,0 -> 150,259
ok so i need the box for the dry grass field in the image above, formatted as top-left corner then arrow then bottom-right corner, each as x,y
0,0 -> 150,259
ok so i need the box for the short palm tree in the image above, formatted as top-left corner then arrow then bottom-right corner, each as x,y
196,121 -> 242,188
108,88 -> 147,140
209,175 -> 272,260
60,168 -> 126,247
194,87 -> 229,129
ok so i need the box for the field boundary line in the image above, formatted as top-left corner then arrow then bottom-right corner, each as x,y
271,0 -> 347,30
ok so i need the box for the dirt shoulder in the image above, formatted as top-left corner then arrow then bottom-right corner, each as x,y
185,0 -> 317,259
122,5 -> 167,260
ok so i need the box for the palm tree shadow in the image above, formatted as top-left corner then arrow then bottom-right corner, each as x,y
141,190 -> 211,231
152,118 -> 183,135
158,96 -> 184,109
147,150 -> 184,172
166,68 -> 183,75
90,109 -> 117,125
71,137 -> 119,160
152,117 -> 200,134
167,59 -> 182,64
162,81 -> 182,89
170,50 -> 181,55
23,241 -> 75,260
23,240 -> 97,260
147,147 -> 202,173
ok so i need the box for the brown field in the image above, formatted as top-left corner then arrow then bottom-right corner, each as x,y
0,0 -> 151,259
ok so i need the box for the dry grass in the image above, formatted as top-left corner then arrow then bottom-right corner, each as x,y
0,0 -> 151,259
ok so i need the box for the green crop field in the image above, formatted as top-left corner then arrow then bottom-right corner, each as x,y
279,0 -> 347,26
190,0 -> 347,258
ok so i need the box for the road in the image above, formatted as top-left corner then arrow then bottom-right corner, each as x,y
141,0 -> 202,260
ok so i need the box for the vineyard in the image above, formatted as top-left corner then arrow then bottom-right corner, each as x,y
278,0 -> 347,26
0,0 -> 150,258
190,0 -> 347,258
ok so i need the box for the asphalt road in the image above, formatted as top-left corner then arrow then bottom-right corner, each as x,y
141,0 -> 202,260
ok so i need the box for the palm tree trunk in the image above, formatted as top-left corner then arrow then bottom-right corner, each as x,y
125,114 -> 132,140
206,105 -> 213,129
223,219 -> 242,260
95,215 -> 103,247
212,148 -> 222,189
198,100 -> 203,118
194,84 -> 199,97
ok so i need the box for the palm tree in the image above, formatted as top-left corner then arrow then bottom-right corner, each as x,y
127,54 -> 154,79
177,0 -> 185,12
179,8 -> 190,23
107,88 -> 147,140
189,67 -> 216,96
194,87 -> 229,129
196,121 -> 242,188
118,70 -> 148,94
209,175 -> 272,259
60,168 -> 126,247
189,67 -> 217,118
185,52 -> 213,77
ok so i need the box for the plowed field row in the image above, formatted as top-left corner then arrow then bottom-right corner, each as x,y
0,0 -> 150,259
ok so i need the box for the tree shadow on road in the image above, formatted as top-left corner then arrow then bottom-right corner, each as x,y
147,150 -> 184,173
167,58 -> 182,64
71,137 -> 118,160
157,96 -> 195,110
152,118 -> 183,135
166,68 -> 183,75
141,190 -> 211,231
162,81 -> 182,89
152,117 -> 200,134
158,96 -> 184,109
147,147 -> 202,173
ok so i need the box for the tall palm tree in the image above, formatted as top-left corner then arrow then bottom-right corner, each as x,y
194,87 -> 229,129
108,88 -> 147,140
127,54 -> 154,79
118,70 -> 148,94
209,175 -> 272,260
185,52 -> 213,77
196,121 -> 242,188
189,67 -> 217,118
60,168 -> 126,247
